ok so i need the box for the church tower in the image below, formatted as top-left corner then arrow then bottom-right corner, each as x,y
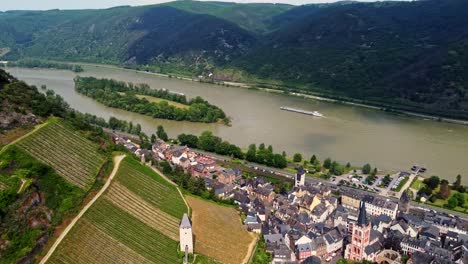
295,166 -> 306,187
180,214 -> 193,255
399,190 -> 410,214
345,201 -> 371,261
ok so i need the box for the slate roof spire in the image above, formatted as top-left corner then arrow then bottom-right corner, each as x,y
357,201 -> 369,227
296,166 -> 304,180
180,213 -> 192,229
400,190 -> 410,203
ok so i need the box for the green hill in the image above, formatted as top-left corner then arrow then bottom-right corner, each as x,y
1,0 -> 468,119
0,68 -> 115,263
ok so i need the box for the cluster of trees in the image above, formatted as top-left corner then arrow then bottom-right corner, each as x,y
322,158 -> 348,176
447,192 -> 465,209
8,59 -> 83,72
74,77 -> 229,124
178,131 -> 243,159
75,77 -> 230,124
290,153 -> 351,177
180,132 -> 288,169
418,176 -> 443,201
246,144 -> 287,169
417,175 -> 466,209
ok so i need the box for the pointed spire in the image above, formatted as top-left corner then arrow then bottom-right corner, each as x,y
180,214 -> 192,229
357,201 -> 368,227
400,190 -> 410,203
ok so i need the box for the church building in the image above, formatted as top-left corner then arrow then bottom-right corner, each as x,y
344,201 -> 382,262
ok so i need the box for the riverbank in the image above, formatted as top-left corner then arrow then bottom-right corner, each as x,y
10,65 -> 468,184
9,59 -> 468,125
74,62 -> 468,126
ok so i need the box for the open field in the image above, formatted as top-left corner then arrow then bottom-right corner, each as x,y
47,156 -> 187,263
186,196 -> 256,264
16,119 -> 106,189
136,95 -> 190,109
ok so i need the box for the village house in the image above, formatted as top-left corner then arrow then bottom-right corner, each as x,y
217,168 -> 241,185
197,156 -> 217,171
390,220 -> 418,238
323,228 -> 343,255
295,235 -> 313,262
254,187 -> 276,204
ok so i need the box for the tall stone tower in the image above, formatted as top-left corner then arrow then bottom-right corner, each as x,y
345,201 -> 371,261
180,214 -> 193,254
399,190 -> 410,214
295,166 -> 306,187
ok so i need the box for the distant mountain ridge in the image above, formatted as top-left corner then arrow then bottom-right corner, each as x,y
1,0 -> 468,119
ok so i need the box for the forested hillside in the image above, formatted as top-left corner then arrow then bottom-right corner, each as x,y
1,0 -> 468,118
235,0 -> 468,118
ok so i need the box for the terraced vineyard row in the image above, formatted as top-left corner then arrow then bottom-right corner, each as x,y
49,220 -> 152,264
105,182 -> 180,240
48,156 -> 187,264
115,158 -> 187,218
16,119 -> 106,189
86,199 -> 180,263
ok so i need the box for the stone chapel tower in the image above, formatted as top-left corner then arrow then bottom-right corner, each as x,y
180,213 -> 193,255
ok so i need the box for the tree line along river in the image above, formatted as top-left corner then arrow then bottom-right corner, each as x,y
7,65 -> 468,183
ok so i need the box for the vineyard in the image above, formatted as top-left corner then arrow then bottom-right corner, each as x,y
16,119 -> 106,189
48,157 -> 187,263
105,182 -> 180,240
114,157 -> 187,218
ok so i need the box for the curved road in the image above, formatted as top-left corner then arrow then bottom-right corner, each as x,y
39,155 -> 126,264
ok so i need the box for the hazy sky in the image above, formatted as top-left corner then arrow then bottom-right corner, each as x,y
0,0 -> 408,11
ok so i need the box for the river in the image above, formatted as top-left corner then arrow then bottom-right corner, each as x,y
7,65 -> 468,183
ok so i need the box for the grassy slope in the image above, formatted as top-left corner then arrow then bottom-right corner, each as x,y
49,156 -> 187,263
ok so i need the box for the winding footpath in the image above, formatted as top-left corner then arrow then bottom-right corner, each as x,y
39,154 -> 126,264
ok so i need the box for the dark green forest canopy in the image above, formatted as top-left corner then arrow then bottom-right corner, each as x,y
1,0 -> 468,119
74,77 -> 228,123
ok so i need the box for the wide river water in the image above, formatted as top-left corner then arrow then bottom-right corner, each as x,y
7,65 -> 468,182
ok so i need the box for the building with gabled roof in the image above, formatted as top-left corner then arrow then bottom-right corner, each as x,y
180,214 -> 193,254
